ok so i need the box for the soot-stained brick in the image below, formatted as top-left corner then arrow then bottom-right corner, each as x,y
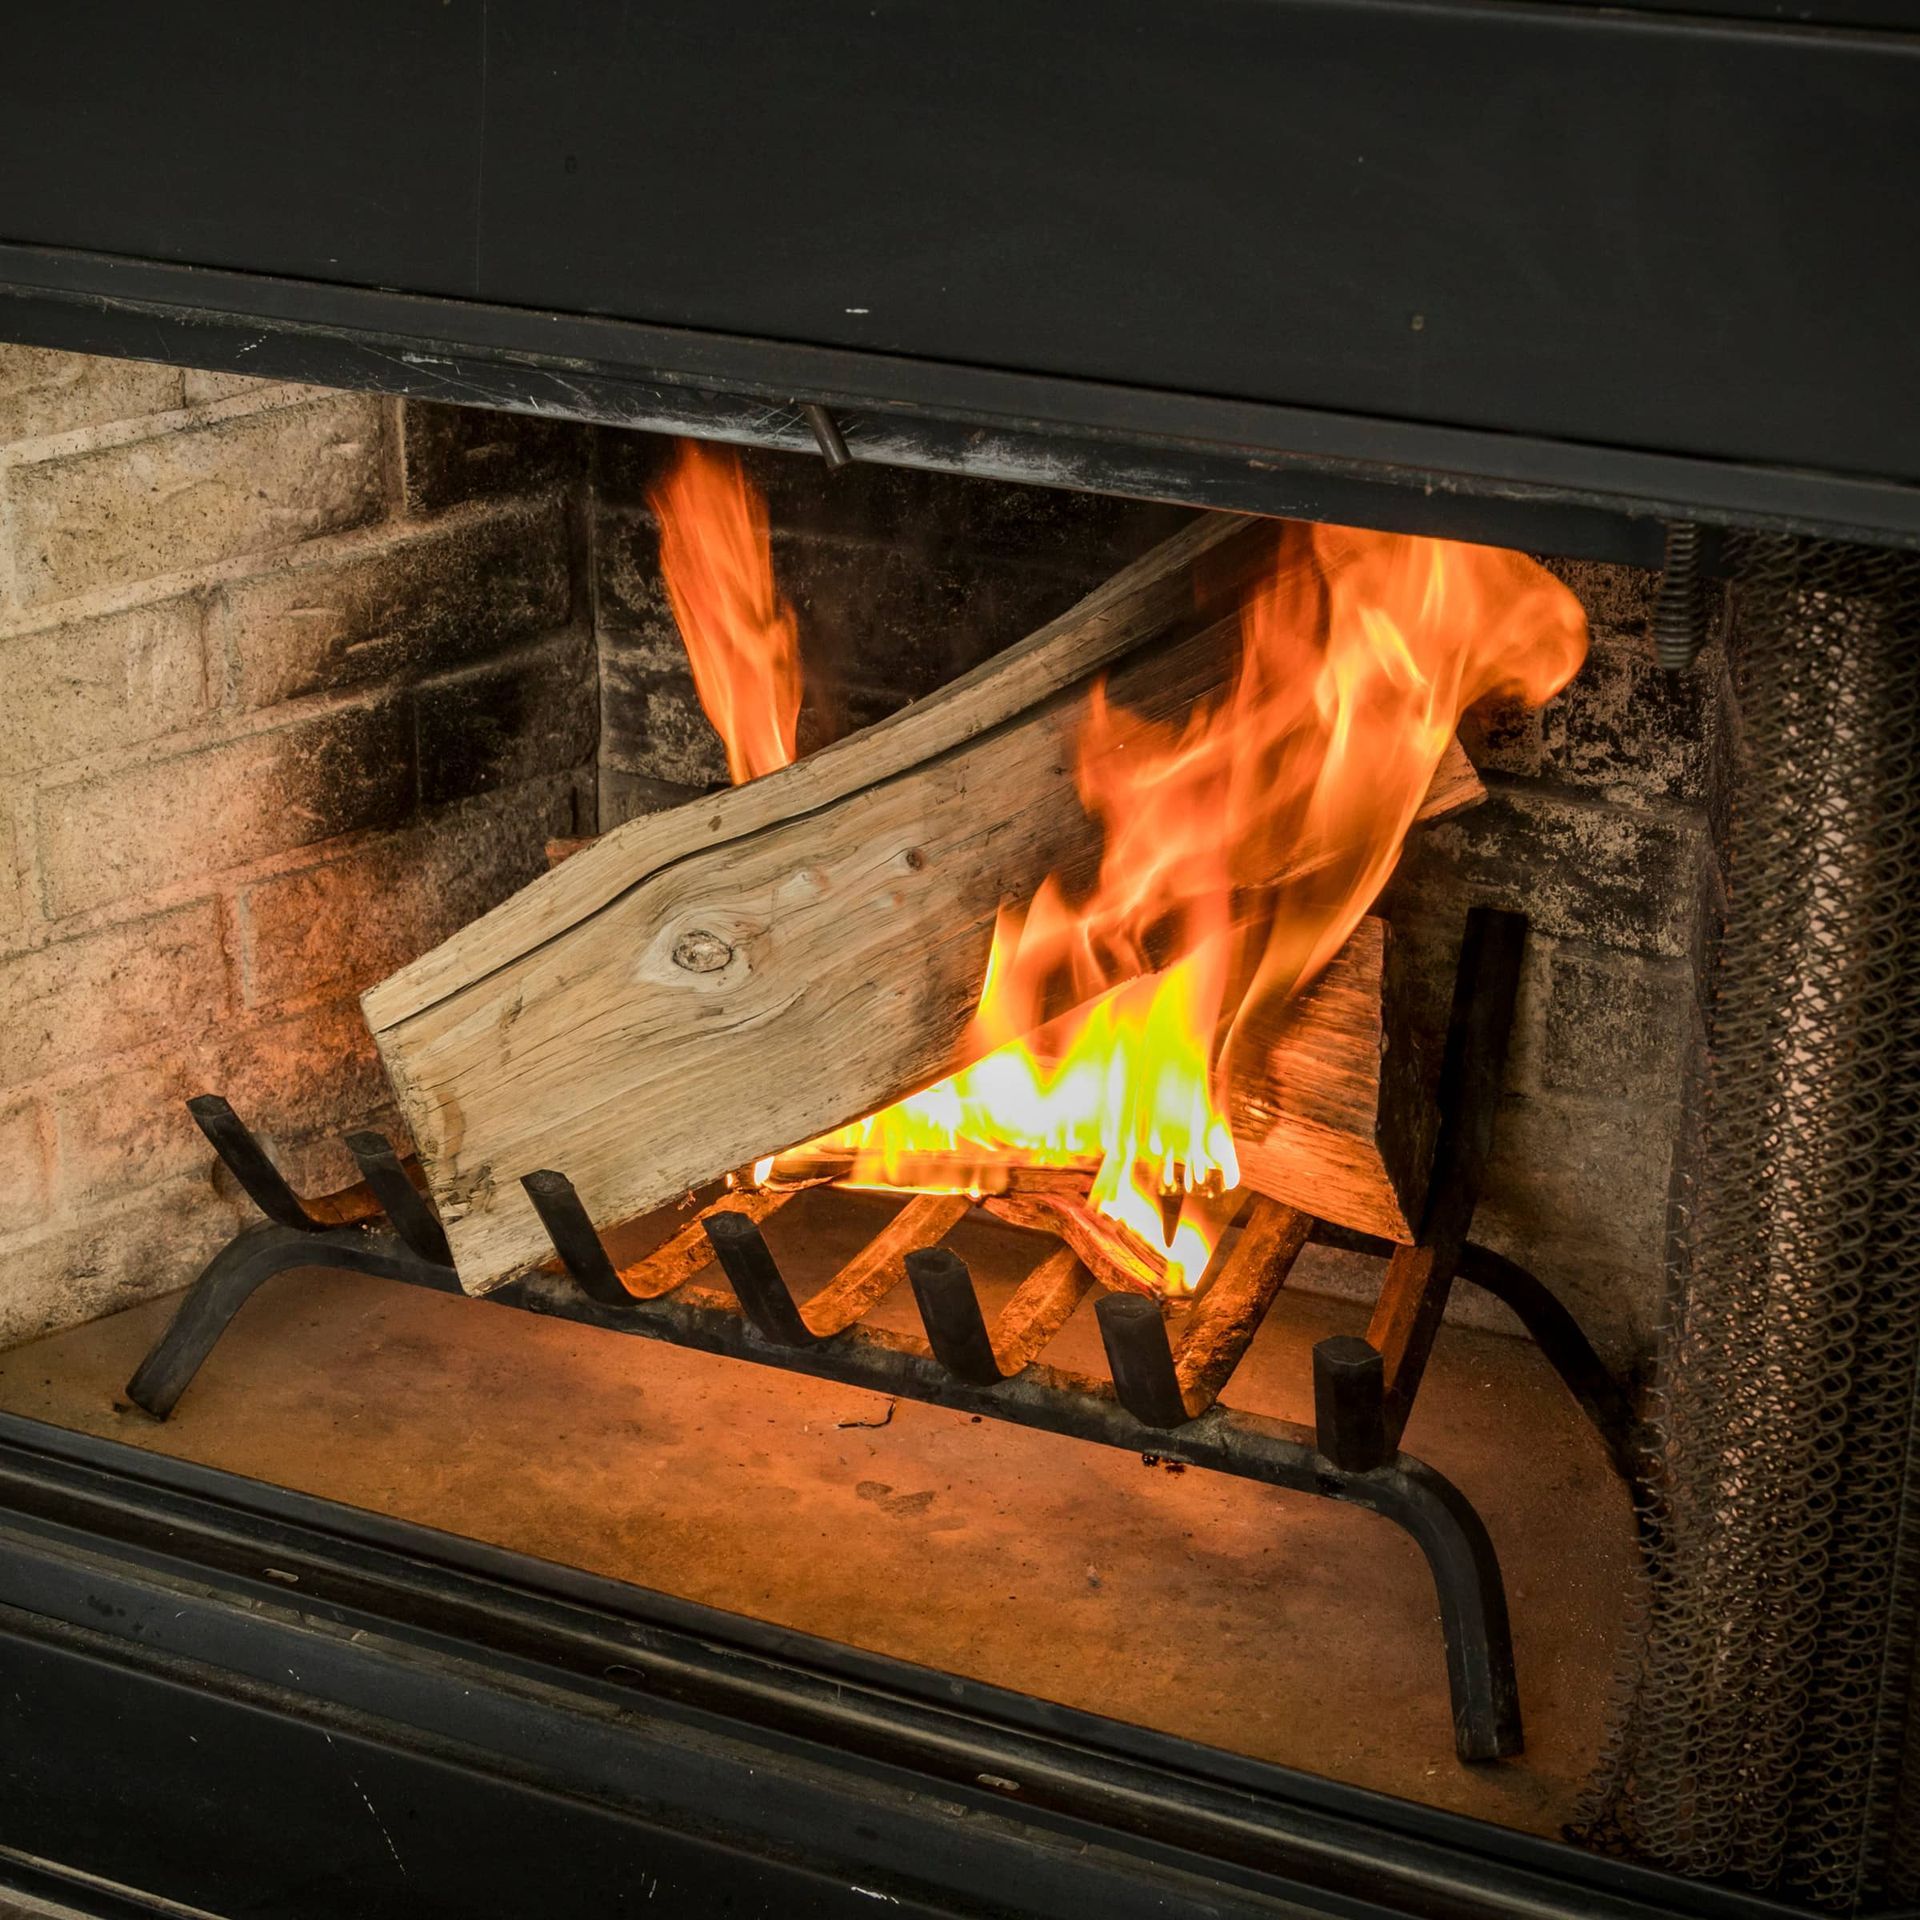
773,531 -> 1109,700
1464,643 -> 1714,806
217,504 -> 573,707
1537,632 -> 1715,806
415,634 -> 597,808
1472,1091 -> 1680,1370
596,494 -> 1147,739
1542,947 -> 1693,1103
36,703 -> 416,918
1386,782 -> 1700,960
599,662 -> 730,790
242,782 -> 577,1010
402,400 -> 588,514
600,767 -> 713,827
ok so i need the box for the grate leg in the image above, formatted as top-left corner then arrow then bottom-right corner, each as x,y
124,1220 -> 458,1420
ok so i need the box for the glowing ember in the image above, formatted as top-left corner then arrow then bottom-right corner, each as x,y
651,447 -> 1588,1292
650,441 -> 802,783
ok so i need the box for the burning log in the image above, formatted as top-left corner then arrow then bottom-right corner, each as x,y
809,911 -> 1434,1291
980,1189 -> 1179,1297
764,1149 -> 1094,1199
365,513 -> 1485,1295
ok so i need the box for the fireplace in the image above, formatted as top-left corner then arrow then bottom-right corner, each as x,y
3,7 -> 1918,1917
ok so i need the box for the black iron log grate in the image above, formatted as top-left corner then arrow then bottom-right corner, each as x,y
123,907 -> 1631,1766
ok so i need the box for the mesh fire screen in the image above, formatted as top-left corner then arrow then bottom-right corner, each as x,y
1575,536 -> 1920,1912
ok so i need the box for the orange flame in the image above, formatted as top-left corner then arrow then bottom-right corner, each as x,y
650,445 -> 1587,1294
650,441 -> 802,783
819,524 -> 1586,1288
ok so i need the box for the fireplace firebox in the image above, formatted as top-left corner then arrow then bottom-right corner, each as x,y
3,6 -> 1919,1919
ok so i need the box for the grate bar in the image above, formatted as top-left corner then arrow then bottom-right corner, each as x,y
188,1094 -> 382,1231
346,1130 -> 453,1267
906,1246 -> 1003,1385
990,1245 -> 1094,1375
804,1193 -> 971,1336
1175,1200 -> 1312,1410
625,1187 -> 794,1301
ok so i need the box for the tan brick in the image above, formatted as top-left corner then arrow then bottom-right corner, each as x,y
0,903 -> 228,1084
0,596 -> 206,780
207,998 -> 398,1195
0,794 -> 23,940
48,994 -> 394,1210
242,780 -> 575,1011
0,1177 -> 243,1349
0,344 -> 182,445
50,1052 -> 206,1208
213,503 -> 571,708
5,393 -> 385,607
182,367 -> 283,407
37,700 -> 413,917
0,1097 -> 51,1233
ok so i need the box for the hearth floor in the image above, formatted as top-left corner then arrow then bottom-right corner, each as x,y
0,1195 -> 1635,1840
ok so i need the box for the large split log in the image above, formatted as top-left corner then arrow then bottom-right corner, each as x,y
365,515 -> 1479,1293
1227,913 -> 1437,1241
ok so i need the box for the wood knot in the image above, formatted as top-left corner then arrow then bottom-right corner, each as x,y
671,929 -> 734,974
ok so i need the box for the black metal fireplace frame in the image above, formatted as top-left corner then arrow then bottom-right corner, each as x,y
6,3 -> 1917,1908
5,1 -> 1918,556
0,1407 -> 1799,1920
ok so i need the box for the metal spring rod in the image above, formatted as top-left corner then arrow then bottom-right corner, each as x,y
1654,521 -> 1708,672
800,402 -> 852,469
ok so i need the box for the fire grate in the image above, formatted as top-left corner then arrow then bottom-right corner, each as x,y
123,907 -> 1631,1766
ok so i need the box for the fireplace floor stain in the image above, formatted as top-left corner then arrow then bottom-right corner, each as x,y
0,1197 -> 1635,1841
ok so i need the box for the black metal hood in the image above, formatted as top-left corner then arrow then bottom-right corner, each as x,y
2,0 -> 1917,557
